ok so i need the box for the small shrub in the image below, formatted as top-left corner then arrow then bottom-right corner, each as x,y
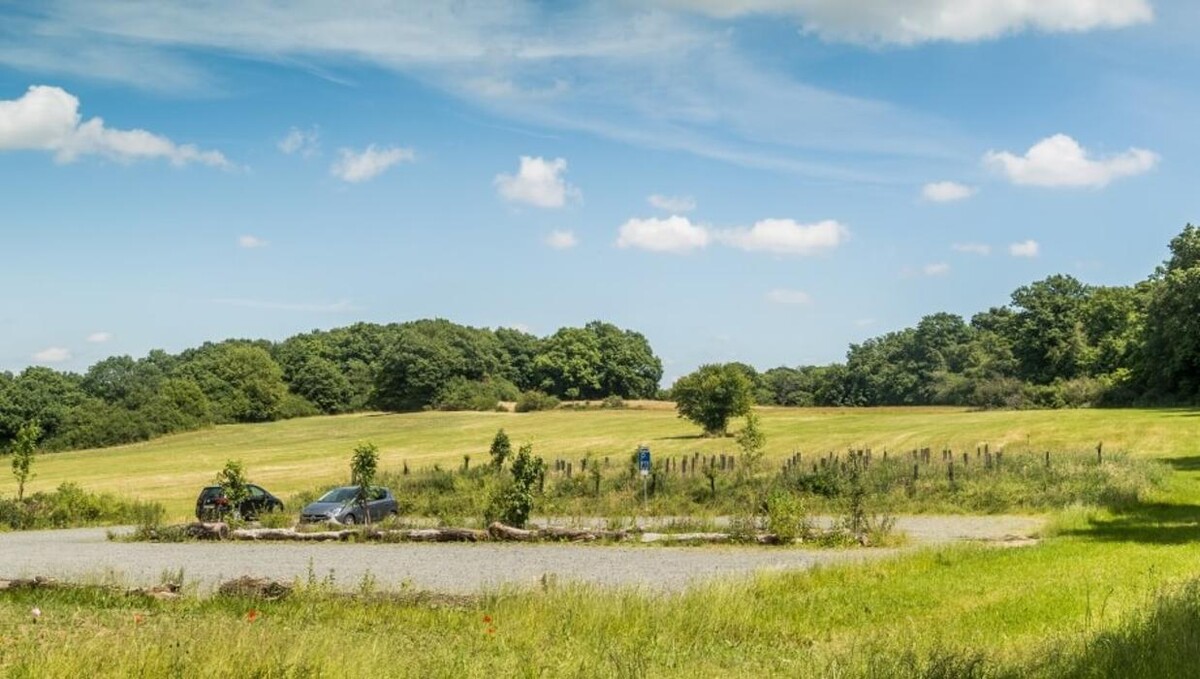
515,391 -> 560,413
765,489 -> 811,543
601,395 -> 627,409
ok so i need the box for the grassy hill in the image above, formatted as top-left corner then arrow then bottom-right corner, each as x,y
23,405 -> 1200,518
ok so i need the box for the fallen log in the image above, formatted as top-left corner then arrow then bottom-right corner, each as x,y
230,528 -> 353,542
185,522 -> 229,540
537,526 -> 628,542
487,522 -> 538,541
217,576 -> 292,600
393,528 -> 488,542
640,532 -> 731,544
0,576 -> 58,591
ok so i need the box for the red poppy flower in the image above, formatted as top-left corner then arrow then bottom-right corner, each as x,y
247,609 -> 260,623
134,614 -> 145,625
482,614 -> 493,624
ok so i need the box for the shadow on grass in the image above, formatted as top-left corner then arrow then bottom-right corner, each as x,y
1165,456 -> 1200,472
1065,501 -> 1200,544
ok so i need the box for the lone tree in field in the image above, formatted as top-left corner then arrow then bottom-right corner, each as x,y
671,363 -> 754,436
489,429 -> 512,470
350,442 -> 379,523
11,421 -> 41,502
215,459 -> 250,520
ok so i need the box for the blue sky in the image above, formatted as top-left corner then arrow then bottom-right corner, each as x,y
0,0 -> 1196,384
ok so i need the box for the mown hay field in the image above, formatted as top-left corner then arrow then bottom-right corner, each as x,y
24,405 -> 1200,519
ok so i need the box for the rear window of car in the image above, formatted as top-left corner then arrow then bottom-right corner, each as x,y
198,487 -> 224,502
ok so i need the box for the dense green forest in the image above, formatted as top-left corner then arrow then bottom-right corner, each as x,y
0,320 -> 662,451
746,224 -> 1200,409
1,224 -> 1198,452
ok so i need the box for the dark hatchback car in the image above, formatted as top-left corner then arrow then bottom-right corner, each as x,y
300,486 -> 397,524
195,484 -> 284,521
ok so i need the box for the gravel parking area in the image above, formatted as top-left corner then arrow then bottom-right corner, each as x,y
0,515 -> 1041,594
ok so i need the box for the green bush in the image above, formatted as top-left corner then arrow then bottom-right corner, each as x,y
0,482 -> 165,531
515,390 -> 560,413
765,489 -> 811,543
276,392 -> 320,419
434,377 -> 519,412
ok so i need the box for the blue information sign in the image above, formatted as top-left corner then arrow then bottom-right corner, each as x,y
638,447 -> 651,475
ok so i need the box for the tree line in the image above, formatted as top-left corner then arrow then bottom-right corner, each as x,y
697,224 -> 1200,411
3,224 -> 1198,453
0,320 -> 662,451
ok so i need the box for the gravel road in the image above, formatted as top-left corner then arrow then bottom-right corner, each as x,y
0,515 -> 1040,594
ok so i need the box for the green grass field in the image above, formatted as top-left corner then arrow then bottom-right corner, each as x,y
6,405 -> 1200,676
23,404 -> 1200,518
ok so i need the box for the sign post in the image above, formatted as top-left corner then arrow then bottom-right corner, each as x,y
638,446 -> 651,507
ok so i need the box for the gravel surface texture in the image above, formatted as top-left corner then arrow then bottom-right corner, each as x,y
0,515 -> 1041,594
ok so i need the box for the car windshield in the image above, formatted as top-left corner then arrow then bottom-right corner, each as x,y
316,488 -> 358,503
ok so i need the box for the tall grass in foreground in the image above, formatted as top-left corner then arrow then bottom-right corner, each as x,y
4,539 -> 1200,678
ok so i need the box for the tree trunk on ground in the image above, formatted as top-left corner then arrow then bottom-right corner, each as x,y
185,522 -> 230,540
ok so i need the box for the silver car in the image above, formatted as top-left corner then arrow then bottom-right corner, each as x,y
300,486 -> 398,524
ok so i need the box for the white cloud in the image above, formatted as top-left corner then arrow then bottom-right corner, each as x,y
766,289 -> 812,305
495,156 -> 579,208
952,243 -> 992,255
1010,240 -> 1040,257
545,230 -> 579,250
237,235 -> 268,249
922,181 -> 976,202
86,332 -> 111,343
210,298 -> 358,313
616,216 -> 711,254
984,134 -> 1158,188
923,262 -> 951,276
0,85 -> 230,167
648,194 -> 697,212
666,0 -> 1153,44
278,126 -> 319,157
330,144 -> 414,183
32,347 -> 71,363
855,318 -> 876,327
717,218 -> 847,256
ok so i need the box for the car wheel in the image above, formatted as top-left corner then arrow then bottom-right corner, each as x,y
342,514 -> 357,525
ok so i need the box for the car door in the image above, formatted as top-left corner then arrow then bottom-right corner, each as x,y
367,487 -> 383,521
244,485 -> 267,517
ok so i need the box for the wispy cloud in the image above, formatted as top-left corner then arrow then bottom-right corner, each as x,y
13,2 -> 965,181
237,235 -> 268,249
922,262 -> 951,276
766,289 -> 812,305
209,298 -> 359,313
922,181 -> 976,202
331,145 -> 414,183
952,243 -> 992,255
664,0 -> 1153,44
1010,240 -> 1040,257
648,194 -> 697,213
32,347 -> 71,363
279,125 -> 319,157
545,230 -> 579,249
86,331 -> 111,343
